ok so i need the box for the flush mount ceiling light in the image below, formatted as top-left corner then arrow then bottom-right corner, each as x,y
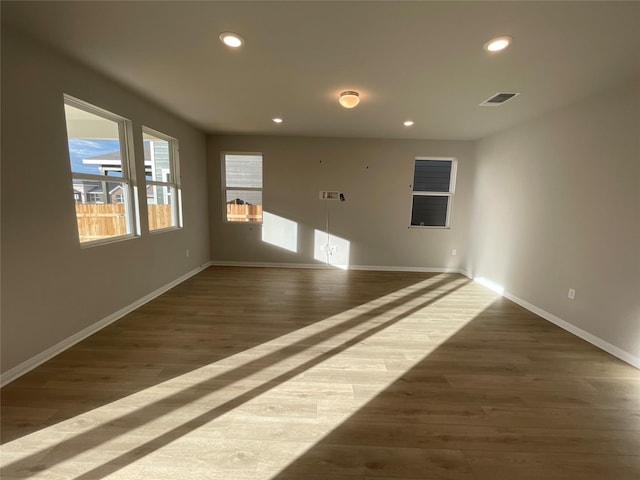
484,35 -> 512,52
403,120 -> 414,127
338,91 -> 360,109
272,117 -> 283,124
219,32 -> 244,48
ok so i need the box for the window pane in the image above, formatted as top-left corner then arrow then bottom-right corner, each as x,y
225,154 -> 262,188
147,185 -> 177,230
72,179 -> 131,242
411,195 -> 449,227
413,160 -> 451,192
142,133 -> 171,182
226,190 -> 262,222
226,190 -> 262,205
142,127 -> 182,232
64,104 -> 124,178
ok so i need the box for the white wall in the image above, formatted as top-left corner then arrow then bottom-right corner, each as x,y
468,78 -> 640,364
207,135 -> 475,271
1,27 -> 211,375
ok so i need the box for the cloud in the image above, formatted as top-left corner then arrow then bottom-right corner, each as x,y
68,138 -> 119,157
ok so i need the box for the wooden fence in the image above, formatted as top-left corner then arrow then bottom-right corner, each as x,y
75,204 -> 172,242
147,204 -> 173,231
226,204 -> 262,222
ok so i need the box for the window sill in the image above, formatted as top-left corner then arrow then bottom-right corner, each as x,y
80,234 -> 138,249
408,225 -> 451,229
150,226 -> 182,235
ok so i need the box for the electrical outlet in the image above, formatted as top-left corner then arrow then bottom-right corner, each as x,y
322,244 -> 337,255
568,288 -> 576,300
451,249 -> 457,256
186,249 -> 190,257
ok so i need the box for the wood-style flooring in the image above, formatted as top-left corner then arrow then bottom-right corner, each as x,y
1,267 -> 639,479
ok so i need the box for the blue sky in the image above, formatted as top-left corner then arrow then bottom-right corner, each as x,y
67,139 -> 120,175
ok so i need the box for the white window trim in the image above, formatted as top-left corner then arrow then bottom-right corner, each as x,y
409,156 -> 457,229
143,126 -> 182,233
221,151 -> 263,224
64,94 -> 139,247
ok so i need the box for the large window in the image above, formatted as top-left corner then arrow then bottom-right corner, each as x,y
410,158 -> 456,228
63,95 -> 137,244
222,153 -> 263,223
143,127 -> 182,231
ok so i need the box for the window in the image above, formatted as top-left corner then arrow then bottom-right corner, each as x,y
63,95 -> 137,244
410,158 -> 456,228
87,192 -> 103,203
143,127 -> 182,231
222,153 -> 263,223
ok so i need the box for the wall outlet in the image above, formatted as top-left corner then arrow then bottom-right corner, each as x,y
451,249 -> 457,256
568,288 -> 576,300
322,243 -> 337,255
186,249 -> 190,257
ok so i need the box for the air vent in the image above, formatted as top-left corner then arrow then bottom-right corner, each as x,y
480,92 -> 519,106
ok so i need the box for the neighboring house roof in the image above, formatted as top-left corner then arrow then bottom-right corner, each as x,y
84,143 -> 150,162
83,143 -> 152,173
73,181 -> 125,195
72,180 -> 101,193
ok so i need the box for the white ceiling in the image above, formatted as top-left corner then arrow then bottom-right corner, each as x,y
3,1 -> 640,140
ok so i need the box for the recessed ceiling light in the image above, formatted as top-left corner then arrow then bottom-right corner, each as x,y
403,120 -> 414,127
484,36 -> 512,52
272,117 -> 283,124
339,91 -> 360,109
219,32 -> 244,48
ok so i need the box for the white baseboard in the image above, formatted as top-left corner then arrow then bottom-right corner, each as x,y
210,260 -> 332,270
350,265 -> 466,274
0,262 -> 212,387
210,260 -> 468,275
501,290 -> 640,370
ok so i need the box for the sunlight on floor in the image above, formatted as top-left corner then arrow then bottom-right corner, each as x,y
1,275 -> 500,479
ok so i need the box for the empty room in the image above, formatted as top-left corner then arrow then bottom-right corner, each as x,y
1,1 -> 639,479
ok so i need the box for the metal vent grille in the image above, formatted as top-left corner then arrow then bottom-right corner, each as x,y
480,92 -> 519,106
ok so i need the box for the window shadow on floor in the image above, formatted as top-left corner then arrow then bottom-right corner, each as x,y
1,268 -> 470,478
269,297 -> 640,480
2,266 -> 433,443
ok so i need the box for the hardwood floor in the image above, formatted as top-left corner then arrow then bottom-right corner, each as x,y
1,267 -> 639,479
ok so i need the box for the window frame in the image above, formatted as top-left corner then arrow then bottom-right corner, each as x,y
409,157 -> 457,229
142,126 -> 182,233
63,94 -> 139,247
221,152 -> 264,224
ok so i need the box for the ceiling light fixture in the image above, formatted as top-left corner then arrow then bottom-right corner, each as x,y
272,117 -> 283,124
403,120 -> 414,127
339,91 -> 360,109
484,36 -> 512,52
219,32 -> 244,48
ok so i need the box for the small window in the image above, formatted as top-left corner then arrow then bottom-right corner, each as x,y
143,127 -> 182,231
222,153 -> 263,223
410,158 -> 456,228
63,95 -> 137,244
87,192 -> 103,203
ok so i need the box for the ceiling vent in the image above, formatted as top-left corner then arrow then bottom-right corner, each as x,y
480,92 -> 519,106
